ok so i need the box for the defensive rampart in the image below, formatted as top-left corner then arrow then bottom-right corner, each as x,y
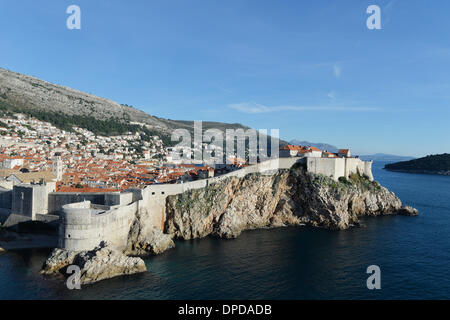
58,157 -> 373,251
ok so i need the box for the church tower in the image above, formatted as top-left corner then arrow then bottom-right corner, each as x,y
52,153 -> 64,181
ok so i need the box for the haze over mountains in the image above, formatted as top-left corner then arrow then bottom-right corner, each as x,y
359,154 -> 415,162
289,139 -> 339,153
289,139 -> 415,161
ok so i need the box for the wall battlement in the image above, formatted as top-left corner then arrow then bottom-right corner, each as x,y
306,157 -> 373,181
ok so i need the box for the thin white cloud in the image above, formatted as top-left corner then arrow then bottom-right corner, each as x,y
333,64 -> 342,79
228,102 -> 381,114
327,91 -> 336,100
229,102 -> 272,113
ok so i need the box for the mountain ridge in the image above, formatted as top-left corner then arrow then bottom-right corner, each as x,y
0,67 -> 285,145
0,68 -> 168,128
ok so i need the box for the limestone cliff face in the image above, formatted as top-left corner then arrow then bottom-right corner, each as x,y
125,198 -> 175,257
164,165 -> 417,239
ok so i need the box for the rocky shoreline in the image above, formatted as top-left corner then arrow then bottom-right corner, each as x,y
41,166 -> 418,285
41,227 -> 174,286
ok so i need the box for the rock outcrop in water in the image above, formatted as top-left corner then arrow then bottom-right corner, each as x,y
41,202 -> 175,285
42,242 -> 146,285
164,165 -> 417,239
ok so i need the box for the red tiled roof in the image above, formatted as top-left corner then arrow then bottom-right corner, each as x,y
57,186 -> 119,193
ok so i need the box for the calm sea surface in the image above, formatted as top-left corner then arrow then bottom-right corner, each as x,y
1,161 -> 449,299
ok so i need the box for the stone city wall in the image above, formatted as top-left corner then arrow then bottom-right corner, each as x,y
306,157 -> 373,181
57,157 -> 373,251
48,191 -> 132,214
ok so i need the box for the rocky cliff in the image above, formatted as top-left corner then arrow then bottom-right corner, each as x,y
164,164 -> 417,239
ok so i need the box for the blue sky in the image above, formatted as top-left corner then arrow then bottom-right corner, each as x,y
1,0 -> 449,157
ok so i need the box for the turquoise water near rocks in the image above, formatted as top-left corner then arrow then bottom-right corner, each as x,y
1,161 -> 449,299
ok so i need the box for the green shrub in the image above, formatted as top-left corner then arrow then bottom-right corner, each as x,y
338,176 -> 349,184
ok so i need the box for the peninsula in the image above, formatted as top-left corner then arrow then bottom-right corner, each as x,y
384,154 -> 450,176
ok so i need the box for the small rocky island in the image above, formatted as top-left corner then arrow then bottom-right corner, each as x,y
384,153 -> 450,176
41,242 -> 147,285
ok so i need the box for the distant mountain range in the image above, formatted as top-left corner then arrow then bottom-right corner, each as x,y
289,140 -> 339,153
289,139 -> 415,162
359,153 -> 416,162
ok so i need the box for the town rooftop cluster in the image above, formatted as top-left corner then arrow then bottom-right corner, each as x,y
1,112 -> 356,193
0,113 -> 220,191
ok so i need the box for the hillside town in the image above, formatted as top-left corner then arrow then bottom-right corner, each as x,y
0,112 -> 363,195
0,112 -> 241,192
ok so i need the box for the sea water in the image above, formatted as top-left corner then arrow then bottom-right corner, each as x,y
1,161 -> 449,299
